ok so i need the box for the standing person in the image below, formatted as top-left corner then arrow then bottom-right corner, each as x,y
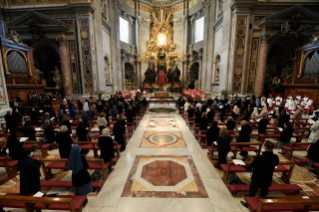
226,117 -> 236,130
277,110 -> 290,129
113,119 -> 125,151
200,112 -> 208,131
111,105 -> 117,118
44,122 -> 56,144
7,132 -> 23,160
22,121 -> 36,141
238,120 -> 252,159
207,106 -> 215,123
307,139 -> 319,174
28,107 -> 40,126
241,141 -> 279,208
88,104 -> 95,120
81,111 -> 90,129
62,115 -> 72,135
58,109 -> 65,123
207,121 -> 220,148
126,106 -> 133,123
97,112 -> 107,132
76,122 -> 89,155
83,101 -> 89,112
98,128 -> 115,172
294,106 -> 304,121
4,110 -> 17,133
194,107 -> 201,125
278,122 -> 294,155
70,104 -> 76,118
231,105 -> 240,119
187,105 -> 194,119
17,149 -> 41,194
48,105 -> 56,120
77,100 -> 83,111
216,128 -> 231,169
308,120 -> 319,143
258,115 -> 269,140
56,125 -> 73,159
68,145 -> 92,205
42,112 -> 51,130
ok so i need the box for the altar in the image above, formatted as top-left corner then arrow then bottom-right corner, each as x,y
154,92 -> 170,98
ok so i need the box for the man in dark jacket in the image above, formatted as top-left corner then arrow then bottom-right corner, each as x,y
258,115 -> 269,140
226,117 -> 236,130
241,141 -> 279,208
207,107 -> 215,123
4,110 -> 17,133
277,110 -> 290,128
278,122 -> 294,155
22,121 -> 36,141
17,149 -> 41,194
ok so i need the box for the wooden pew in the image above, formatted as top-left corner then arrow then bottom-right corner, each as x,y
0,193 -> 86,212
208,141 -> 263,160
222,160 -> 295,184
0,157 -> 18,184
282,141 -> 309,159
41,158 -> 109,180
0,140 -> 50,158
244,196 -> 319,212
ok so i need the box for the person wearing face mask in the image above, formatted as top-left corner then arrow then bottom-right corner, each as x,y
278,122 -> 294,155
17,149 -> 41,194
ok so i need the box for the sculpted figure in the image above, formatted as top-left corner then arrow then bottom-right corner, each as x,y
51,66 -> 63,87
35,68 -> 42,80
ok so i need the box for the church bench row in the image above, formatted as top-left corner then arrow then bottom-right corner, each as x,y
244,196 -> 319,212
40,180 -> 104,191
293,158 -> 319,178
41,158 -> 110,180
0,193 -> 86,212
0,140 -> 50,158
0,157 -> 18,185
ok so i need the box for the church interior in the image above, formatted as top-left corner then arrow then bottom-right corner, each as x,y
0,0 -> 319,211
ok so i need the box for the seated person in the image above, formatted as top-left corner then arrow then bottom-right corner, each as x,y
98,128 -> 115,172
241,141 -> 279,208
97,112 -> 107,132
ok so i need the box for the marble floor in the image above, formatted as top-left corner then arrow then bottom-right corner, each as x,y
89,103 -> 244,212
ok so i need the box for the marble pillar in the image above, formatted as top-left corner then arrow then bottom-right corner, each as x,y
255,34 -> 270,96
57,36 -> 72,98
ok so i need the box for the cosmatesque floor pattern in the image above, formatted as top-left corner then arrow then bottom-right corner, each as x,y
90,103 -> 244,212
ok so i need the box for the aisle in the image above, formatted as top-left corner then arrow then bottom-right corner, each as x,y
89,103 -> 242,212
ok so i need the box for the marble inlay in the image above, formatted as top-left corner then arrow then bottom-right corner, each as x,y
121,155 -> 208,198
147,119 -> 179,128
140,131 -> 187,148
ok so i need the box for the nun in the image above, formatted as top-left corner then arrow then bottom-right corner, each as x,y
68,145 -> 92,206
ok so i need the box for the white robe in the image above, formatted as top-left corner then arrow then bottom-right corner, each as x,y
308,121 -> 319,142
83,102 -> 89,112
306,99 -> 313,109
267,98 -> 273,107
288,101 -> 296,111
184,102 -> 190,112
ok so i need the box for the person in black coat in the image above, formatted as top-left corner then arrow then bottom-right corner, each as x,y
207,107 -> 215,123
242,110 -> 250,121
28,107 -> 40,126
48,105 -> 56,120
187,105 -> 194,118
278,103 -> 285,116
226,117 -> 236,130
60,102 -> 67,114
77,100 -> 83,111
97,100 -> 104,114
44,124 -> 56,144
194,107 -> 201,124
277,110 -> 290,129
307,139 -> 319,174
126,106 -> 133,123
113,119 -> 125,151
4,110 -> 17,133
76,123 -> 89,155
278,122 -> 294,155
7,132 -> 23,160
200,112 -> 208,131
22,121 -> 36,141
17,149 -> 41,194
56,125 -> 73,158
216,128 -> 231,169
201,103 -> 207,113
238,120 -> 252,158
258,115 -> 269,140
62,115 -> 72,135
98,128 -> 115,172
207,121 -> 220,147
241,141 -> 279,210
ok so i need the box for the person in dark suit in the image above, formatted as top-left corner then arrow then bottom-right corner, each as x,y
113,119 -> 125,151
98,128 -> 115,172
126,106 -> 133,123
16,94 -> 22,103
216,128 -> 231,169
17,149 -> 41,194
56,125 -> 73,159
28,107 -> 40,126
277,110 -> 290,129
77,100 -> 83,111
278,122 -> 294,155
194,107 -> 201,124
238,120 -> 252,158
200,112 -> 208,131
62,115 -> 72,135
207,106 -> 215,123
258,115 -> 269,140
76,122 -> 89,155
207,121 -> 220,148
226,117 -> 236,130
241,141 -> 279,209
201,102 -> 207,113
187,105 -> 194,119
7,132 -> 23,160
22,121 -> 36,141
44,123 -> 56,144
4,110 -> 17,133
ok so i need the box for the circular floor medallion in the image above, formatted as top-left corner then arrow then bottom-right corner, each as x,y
149,133 -> 177,145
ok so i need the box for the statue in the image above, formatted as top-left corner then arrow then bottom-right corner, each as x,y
215,57 -> 220,81
157,53 -> 166,84
35,68 -> 43,80
144,66 -> 156,82
173,65 -> 181,82
50,66 -> 63,87
167,56 -> 175,82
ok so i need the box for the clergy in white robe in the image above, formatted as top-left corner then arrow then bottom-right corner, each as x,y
308,120 -> 319,143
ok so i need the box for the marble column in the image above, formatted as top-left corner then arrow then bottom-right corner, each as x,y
57,36 -> 72,98
255,34 -> 270,96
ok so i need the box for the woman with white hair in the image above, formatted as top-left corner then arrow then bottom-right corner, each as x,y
83,101 -> 89,112
56,125 -> 74,159
251,107 -> 259,119
98,128 -> 115,172
231,105 -> 240,119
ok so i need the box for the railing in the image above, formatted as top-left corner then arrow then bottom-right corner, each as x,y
5,78 -> 46,86
283,78 -> 318,85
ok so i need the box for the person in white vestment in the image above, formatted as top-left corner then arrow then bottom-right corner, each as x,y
308,120 -> 319,143
251,107 -> 259,119
288,99 -> 296,113
267,95 -> 273,110
306,99 -> 313,110
184,102 -> 190,112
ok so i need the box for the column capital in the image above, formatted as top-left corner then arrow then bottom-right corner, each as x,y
57,36 -> 67,47
259,34 -> 271,44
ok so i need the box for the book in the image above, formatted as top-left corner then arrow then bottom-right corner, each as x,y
213,141 -> 217,146
35,127 -> 42,131
277,127 -> 283,132
51,117 -> 55,121
33,191 -> 46,197
232,159 -> 246,166
20,137 -> 29,142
